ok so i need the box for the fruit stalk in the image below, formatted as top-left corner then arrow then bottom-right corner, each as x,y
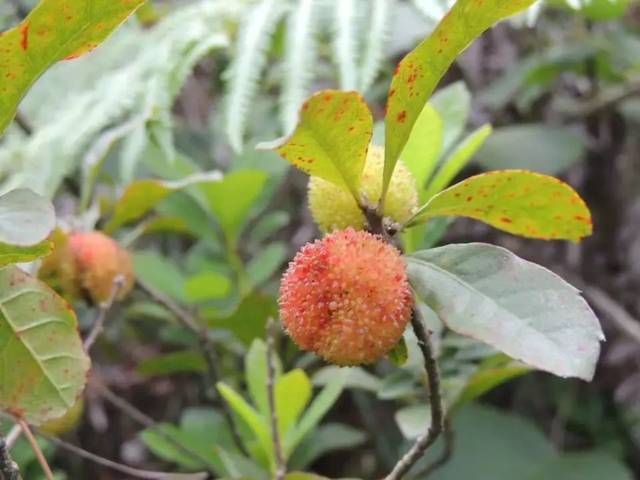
383,306 -> 445,480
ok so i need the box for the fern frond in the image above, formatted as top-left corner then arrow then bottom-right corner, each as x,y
359,0 -> 393,92
332,0 -> 359,90
0,0 -> 233,198
224,0 -> 287,152
279,0 -> 318,134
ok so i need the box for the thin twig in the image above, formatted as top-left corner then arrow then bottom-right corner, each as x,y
34,430 -> 207,480
18,420 -> 53,480
92,381 -> 218,472
0,432 -> 21,480
83,275 -> 125,352
137,279 -> 247,455
418,420 -> 454,478
266,318 -> 286,480
383,307 -> 445,480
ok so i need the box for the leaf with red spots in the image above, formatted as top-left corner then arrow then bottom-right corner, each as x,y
406,243 -> 604,380
0,265 -> 90,424
0,0 -> 146,135
410,170 -> 593,242
257,90 -> 373,200
383,0 -> 536,199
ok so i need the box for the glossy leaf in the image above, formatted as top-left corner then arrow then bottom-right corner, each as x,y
276,369 -> 312,442
0,189 -> 55,246
383,0 -> 536,197
105,171 -> 223,233
258,90 -> 373,199
0,265 -> 90,424
0,240 -> 52,267
0,0 -> 145,134
412,170 -> 593,241
423,124 -> 492,200
406,243 -> 604,380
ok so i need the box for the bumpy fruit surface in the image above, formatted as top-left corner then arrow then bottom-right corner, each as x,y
279,228 -> 413,365
308,145 -> 418,232
69,231 -> 135,304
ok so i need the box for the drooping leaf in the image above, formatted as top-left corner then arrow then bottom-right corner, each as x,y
0,189 -> 55,246
0,0 -> 145,134
383,0 -> 536,197
406,243 -> 604,380
258,90 -> 373,199
0,265 -> 90,424
423,124 -> 492,200
0,240 -> 52,267
105,171 -> 223,233
412,170 -> 593,241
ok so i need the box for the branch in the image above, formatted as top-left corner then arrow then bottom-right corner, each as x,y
383,307 -> 445,480
418,420 -> 454,478
18,420 -> 53,480
557,80 -> 640,121
0,432 -> 21,480
137,279 -> 247,455
33,429 -> 207,480
266,319 -> 286,480
83,275 -> 124,352
92,381 -> 218,472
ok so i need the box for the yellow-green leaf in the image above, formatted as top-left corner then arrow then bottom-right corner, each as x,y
412,170 -> 592,242
0,240 -> 52,267
258,90 -> 372,199
383,0 -> 536,198
0,0 -> 146,134
0,265 -> 90,424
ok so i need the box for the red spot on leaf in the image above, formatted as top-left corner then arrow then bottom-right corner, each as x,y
396,111 -> 407,123
20,22 -> 29,50
500,217 -> 512,224
466,196 -> 473,202
389,89 -> 395,98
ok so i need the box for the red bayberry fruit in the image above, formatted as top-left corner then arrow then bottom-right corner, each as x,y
279,228 -> 413,365
69,231 -> 135,304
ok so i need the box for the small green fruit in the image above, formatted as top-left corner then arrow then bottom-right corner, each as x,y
308,145 -> 418,232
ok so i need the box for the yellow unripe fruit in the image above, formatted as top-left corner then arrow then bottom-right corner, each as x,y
308,145 -> 418,232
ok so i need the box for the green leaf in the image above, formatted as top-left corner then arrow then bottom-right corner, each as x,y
289,423 -> 366,470
412,170 -> 593,241
200,170 -> 268,244
105,171 -> 223,233
258,90 -> 373,199
383,0 -> 536,197
0,265 -> 90,424
246,242 -> 287,291
474,124 -> 586,176
245,339 -> 277,418
217,382 -> 271,460
400,103 -> 443,196
284,369 -> 347,454
406,243 -> 604,380
527,451 -> 633,480
430,81 -> 472,154
133,251 -> 187,302
0,0 -> 145,134
276,369 -> 312,441
0,240 -> 52,267
137,351 -> 207,377
209,294 -> 277,347
452,355 -> 530,411
387,336 -> 409,367
423,124 -> 492,200
184,272 -> 231,302
395,404 -> 430,439
0,189 -> 55,246
313,366 -> 382,392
